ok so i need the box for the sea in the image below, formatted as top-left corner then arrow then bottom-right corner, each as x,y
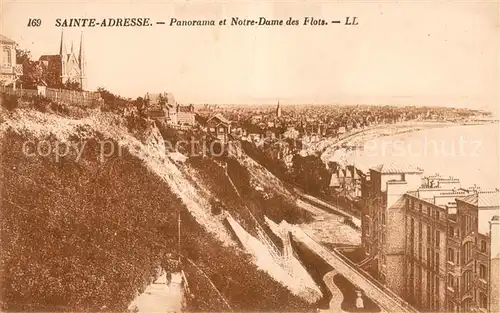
337,122 -> 499,190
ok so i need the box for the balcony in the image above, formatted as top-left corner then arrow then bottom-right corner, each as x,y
0,64 -> 22,76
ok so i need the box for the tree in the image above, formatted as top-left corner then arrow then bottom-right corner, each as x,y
16,47 -> 43,88
134,96 -> 149,117
63,81 -> 82,91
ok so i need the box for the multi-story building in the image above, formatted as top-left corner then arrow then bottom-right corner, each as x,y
145,92 -> 195,126
1,34 -> 22,87
361,163 -> 499,312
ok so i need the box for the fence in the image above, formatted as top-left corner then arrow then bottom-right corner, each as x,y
0,85 -> 103,107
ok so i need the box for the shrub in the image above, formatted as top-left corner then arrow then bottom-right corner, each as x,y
0,94 -> 18,111
32,95 -> 52,113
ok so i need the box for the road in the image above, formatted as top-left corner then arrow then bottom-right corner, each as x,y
290,227 -> 416,313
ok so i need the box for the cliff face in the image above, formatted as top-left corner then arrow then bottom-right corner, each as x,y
0,109 -> 315,312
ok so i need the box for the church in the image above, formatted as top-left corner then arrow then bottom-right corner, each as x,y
39,31 -> 87,90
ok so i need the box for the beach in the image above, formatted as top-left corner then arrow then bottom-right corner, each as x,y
318,121 -> 499,189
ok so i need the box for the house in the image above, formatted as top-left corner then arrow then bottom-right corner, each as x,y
145,92 -> 195,126
206,113 -> 231,144
248,133 -> 261,142
176,104 -> 195,126
283,127 -> 300,140
145,92 -> 174,123
1,34 -> 22,88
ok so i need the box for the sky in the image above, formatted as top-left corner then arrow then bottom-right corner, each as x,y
1,0 -> 498,113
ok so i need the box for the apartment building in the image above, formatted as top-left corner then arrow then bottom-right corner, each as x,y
361,164 -> 499,312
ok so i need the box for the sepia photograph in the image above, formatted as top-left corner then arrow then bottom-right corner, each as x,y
0,0 -> 498,312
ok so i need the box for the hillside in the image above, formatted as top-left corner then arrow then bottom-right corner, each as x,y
0,108 -> 316,312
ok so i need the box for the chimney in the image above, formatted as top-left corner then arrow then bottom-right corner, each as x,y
491,216 -> 500,259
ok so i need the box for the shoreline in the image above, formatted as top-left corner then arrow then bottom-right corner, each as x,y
315,120 -> 497,166
309,120 -> 457,162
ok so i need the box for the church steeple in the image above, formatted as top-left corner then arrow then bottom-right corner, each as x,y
78,32 -> 85,72
78,33 -> 85,63
59,30 -> 67,57
276,100 -> 282,118
78,32 -> 87,90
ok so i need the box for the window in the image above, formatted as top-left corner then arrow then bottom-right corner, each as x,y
435,276 -> 440,296
479,264 -> 487,280
218,127 -> 225,133
463,270 -> 472,292
447,274 -> 454,289
436,211 -> 440,220
436,230 -> 440,247
2,47 -> 11,66
481,240 -> 487,253
480,292 -> 488,309
427,225 -> 432,244
448,248 -> 455,263
427,206 -> 431,216
448,226 -> 454,237
419,203 -> 422,211
419,222 -> 423,240
463,242 -> 473,264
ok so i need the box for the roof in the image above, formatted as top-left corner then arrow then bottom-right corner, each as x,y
0,34 -> 15,44
370,163 -> 424,174
458,190 -> 499,208
207,113 -> 231,125
39,54 -> 61,63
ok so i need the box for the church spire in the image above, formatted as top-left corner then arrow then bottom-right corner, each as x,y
78,32 -> 85,65
78,32 -> 87,90
59,30 -> 67,56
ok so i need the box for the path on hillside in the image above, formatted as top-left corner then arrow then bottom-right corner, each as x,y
289,227 -> 416,313
128,272 -> 184,313
320,270 -> 346,313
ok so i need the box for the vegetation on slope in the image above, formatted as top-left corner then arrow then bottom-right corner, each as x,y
186,153 -> 314,253
0,128 -> 313,312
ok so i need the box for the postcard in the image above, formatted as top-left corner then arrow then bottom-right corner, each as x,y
1,1 -> 498,312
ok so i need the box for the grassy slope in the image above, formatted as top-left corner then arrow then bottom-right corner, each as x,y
0,127 -> 312,312
186,155 -> 313,251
